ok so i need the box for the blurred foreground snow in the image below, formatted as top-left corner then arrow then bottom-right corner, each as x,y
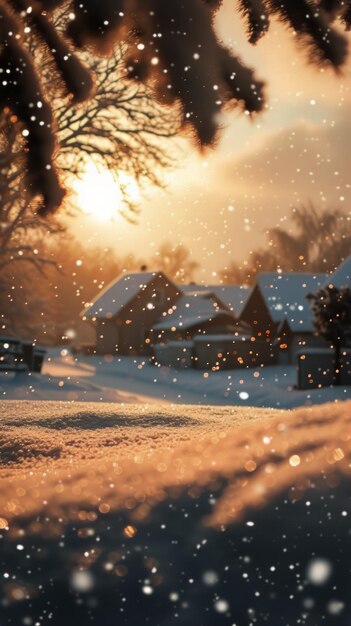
0,399 -> 351,624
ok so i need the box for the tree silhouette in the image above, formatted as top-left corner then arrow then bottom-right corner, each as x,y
48,35 -> 179,220
151,242 -> 199,283
220,204 -> 351,285
308,286 -> 351,386
267,204 -> 351,272
0,41 -> 178,276
0,0 -> 350,214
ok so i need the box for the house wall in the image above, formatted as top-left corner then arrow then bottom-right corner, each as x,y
290,334 -> 328,362
153,341 -> 194,369
274,321 -> 292,365
297,347 -> 351,389
297,349 -> 334,389
194,337 -> 276,370
239,286 -> 277,340
275,330 -> 329,365
95,275 -> 181,355
95,320 -> 120,354
154,317 -> 237,344
72,319 -> 96,348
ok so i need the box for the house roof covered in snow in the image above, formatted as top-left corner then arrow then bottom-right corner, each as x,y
82,271 -> 172,320
180,284 -> 251,318
325,257 -> 351,288
208,286 -> 252,318
253,272 -> 327,332
153,293 -> 236,331
181,284 -> 208,293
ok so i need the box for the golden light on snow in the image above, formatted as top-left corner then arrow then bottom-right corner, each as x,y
73,161 -> 140,222
1,400 -> 351,531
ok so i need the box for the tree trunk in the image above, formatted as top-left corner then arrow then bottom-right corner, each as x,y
334,341 -> 341,386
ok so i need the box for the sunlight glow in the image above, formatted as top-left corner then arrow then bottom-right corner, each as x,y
74,162 -> 140,222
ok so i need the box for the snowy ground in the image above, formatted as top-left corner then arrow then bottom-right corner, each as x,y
1,351 -> 350,622
0,347 -> 350,408
0,399 -> 351,625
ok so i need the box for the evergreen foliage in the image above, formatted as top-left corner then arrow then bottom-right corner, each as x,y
308,285 -> 351,385
1,0 -> 350,213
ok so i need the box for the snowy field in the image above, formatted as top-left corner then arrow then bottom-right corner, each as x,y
0,399 -> 351,624
0,347 -> 351,408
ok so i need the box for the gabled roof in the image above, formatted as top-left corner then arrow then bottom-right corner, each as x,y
325,257 -> 351,288
253,272 -> 327,332
180,284 -> 251,318
153,293 -> 235,331
208,285 -> 252,318
82,271 -> 173,321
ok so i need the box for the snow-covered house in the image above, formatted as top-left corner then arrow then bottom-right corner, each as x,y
181,284 -> 251,318
152,287 -> 253,369
240,272 -> 327,362
152,291 -> 239,342
81,271 -> 181,355
209,285 -> 252,318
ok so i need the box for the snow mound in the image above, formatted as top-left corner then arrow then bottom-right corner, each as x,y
1,400 -> 351,625
7,410 -> 201,430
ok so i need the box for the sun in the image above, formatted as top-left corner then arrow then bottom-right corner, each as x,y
73,162 -> 140,222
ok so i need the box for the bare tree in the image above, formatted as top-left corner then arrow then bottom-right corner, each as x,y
267,204 -> 351,272
54,43 -> 179,221
0,35 -> 179,272
220,204 -> 351,285
152,242 -> 199,283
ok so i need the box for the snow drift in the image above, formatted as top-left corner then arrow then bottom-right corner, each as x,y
0,399 -> 350,624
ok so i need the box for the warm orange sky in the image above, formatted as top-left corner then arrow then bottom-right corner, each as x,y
71,3 -> 351,281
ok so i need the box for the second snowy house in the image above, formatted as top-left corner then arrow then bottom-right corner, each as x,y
239,271 -> 327,362
153,289 -> 240,342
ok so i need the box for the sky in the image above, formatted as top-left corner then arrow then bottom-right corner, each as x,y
71,3 -> 351,282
